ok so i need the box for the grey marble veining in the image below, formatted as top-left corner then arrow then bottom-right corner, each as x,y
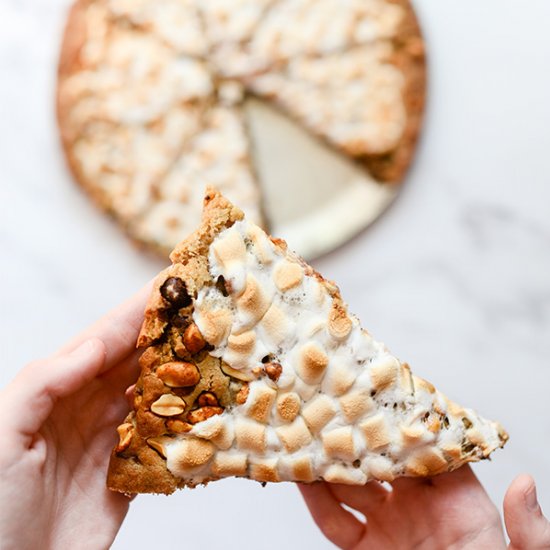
1,1 -> 550,549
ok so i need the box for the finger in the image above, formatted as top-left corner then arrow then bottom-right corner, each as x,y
505,474 -> 550,550
328,480 -> 390,516
431,464 -> 482,490
54,280 -> 153,371
2,338 -> 106,438
100,346 -> 142,389
391,464 -> 481,496
299,482 -> 365,549
394,462 -> 474,486
125,384 -> 136,407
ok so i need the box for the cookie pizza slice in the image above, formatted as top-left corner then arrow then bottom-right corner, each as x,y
107,189 -> 507,494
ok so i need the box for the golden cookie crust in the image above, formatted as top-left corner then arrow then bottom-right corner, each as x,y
57,0 -> 99,208
108,191 -> 244,493
362,0 -> 426,183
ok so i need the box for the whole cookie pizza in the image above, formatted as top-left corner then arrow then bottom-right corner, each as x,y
57,0 -> 426,255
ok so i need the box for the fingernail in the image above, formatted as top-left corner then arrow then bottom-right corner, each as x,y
526,483 -> 540,513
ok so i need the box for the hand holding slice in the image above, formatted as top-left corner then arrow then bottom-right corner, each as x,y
107,189 -> 507,494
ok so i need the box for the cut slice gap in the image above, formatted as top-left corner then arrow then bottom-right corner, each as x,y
244,97 -> 397,259
245,43 -> 408,158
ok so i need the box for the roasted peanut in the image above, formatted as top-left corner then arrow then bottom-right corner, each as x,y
197,391 -> 219,407
235,384 -> 249,405
183,323 -> 206,353
264,362 -> 283,382
166,419 -> 193,434
157,361 -> 200,388
221,363 -> 255,381
187,406 -> 224,424
115,423 -> 133,453
150,394 -> 186,416
147,437 -> 168,458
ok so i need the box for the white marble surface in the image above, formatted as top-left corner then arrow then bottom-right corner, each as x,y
1,1 -> 550,548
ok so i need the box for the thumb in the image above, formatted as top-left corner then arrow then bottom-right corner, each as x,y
0,338 -> 106,440
505,474 -> 550,550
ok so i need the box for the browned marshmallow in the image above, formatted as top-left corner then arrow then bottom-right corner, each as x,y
227,330 -> 256,354
327,301 -> 352,341
360,414 -> 391,450
276,392 -> 302,423
211,451 -> 248,477
235,418 -> 267,454
322,427 -> 357,461
171,438 -> 216,472
276,417 -> 312,453
302,394 -> 337,433
405,447 -> 448,476
288,455 -> 315,483
199,308 -> 233,346
212,229 -> 246,269
250,458 -> 280,482
260,303 -> 291,346
274,260 -> 303,291
370,358 -> 400,391
321,363 -> 356,397
193,415 -> 234,450
340,388 -> 375,423
236,273 -> 271,324
296,343 -> 329,385
246,384 -> 277,423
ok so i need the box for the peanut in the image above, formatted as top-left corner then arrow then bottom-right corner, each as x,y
221,363 -> 255,381
166,419 -> 193,434
235,384 -> 249,405
264,362 -> 283,382
147,437 -> 168,458
150,394 -> 186,417
197,392 -> 219,407
115,423 -> 133,453
157,361 -> 200,388
183,323 -> 206,353
187,406 -> 224,424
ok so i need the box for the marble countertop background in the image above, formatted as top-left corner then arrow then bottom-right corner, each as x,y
1,1 -> 550,548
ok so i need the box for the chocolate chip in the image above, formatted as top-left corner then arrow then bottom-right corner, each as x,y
171,313 -> 188,329
216,276 -> 229,297
160,277 -> 192,308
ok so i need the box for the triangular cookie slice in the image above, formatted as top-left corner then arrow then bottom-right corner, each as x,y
107,189 -> 507,494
